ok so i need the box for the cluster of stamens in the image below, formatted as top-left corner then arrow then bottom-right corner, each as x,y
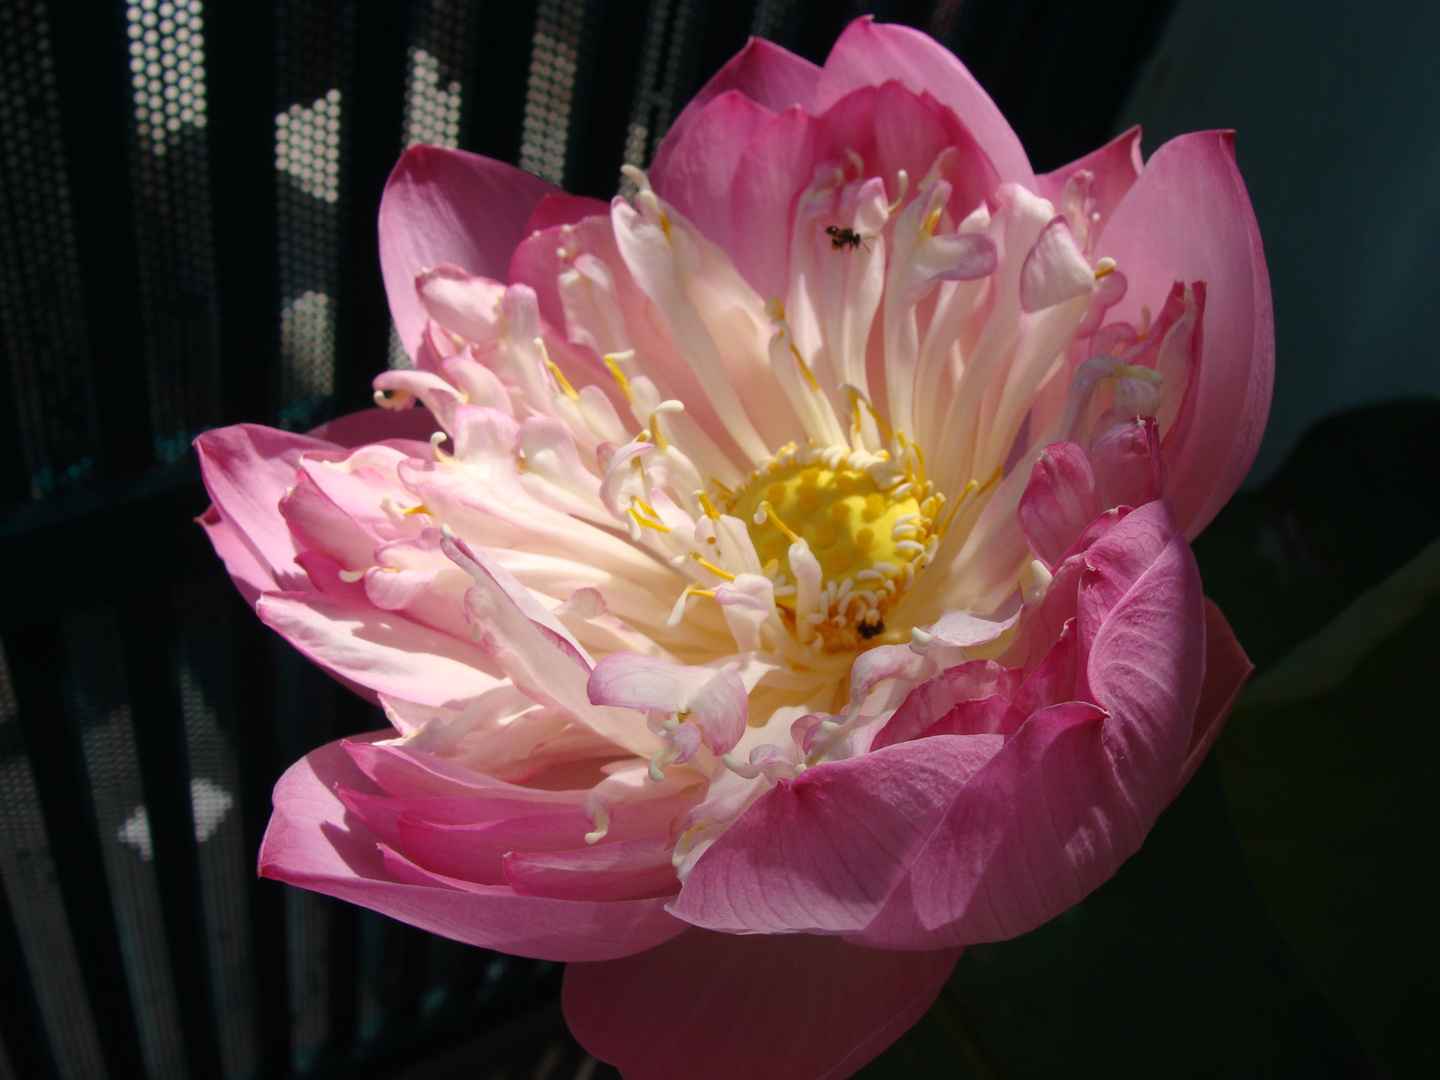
723,439 -> 942,651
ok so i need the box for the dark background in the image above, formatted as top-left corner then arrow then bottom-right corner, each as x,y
0,1 -> 1434,1078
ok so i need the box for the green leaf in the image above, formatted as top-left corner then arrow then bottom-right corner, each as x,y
1220,535 -> 1440,1078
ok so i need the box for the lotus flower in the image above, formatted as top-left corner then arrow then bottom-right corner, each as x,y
198,17 -> 1270,1079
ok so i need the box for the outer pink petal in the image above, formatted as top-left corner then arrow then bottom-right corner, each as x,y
256,591 -> 497,708
727,105 -> 817,298
815,17 -> 1034,189
563,928 -> 961,1080
651,90 -> 774,250
523,192 -> 610,234
259,737 -> 685,961
671,734 -> 1001,935
379,145 -> 562,359
1036,126 -> 1145,239
650,36 -> 821,188
855,511 -> 1205,948
196,424 -> 339,603
1174,597 -> 1252,794
1095,131 -> 1273,537
306,406 -> 440,448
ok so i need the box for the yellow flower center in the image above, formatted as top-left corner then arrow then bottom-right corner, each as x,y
727,442 -> 941,649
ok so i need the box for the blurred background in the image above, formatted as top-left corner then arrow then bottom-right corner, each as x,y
0,1 -> 1435,1078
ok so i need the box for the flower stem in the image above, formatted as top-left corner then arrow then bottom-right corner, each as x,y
929,983 -> 1009,1080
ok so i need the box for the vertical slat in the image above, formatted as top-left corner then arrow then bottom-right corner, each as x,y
332,1 -> 411,416
2,619 -> 149,1079
466,0 -> 539,165
223,588 -> 292,1077
206,0 -> 282,429
45,0 -> 152,481
563,0 -> 652,199
62,607 -> 189,1080
0,870 -> 60,1080
118,591 -> 226,1079
0,645 -> 107,1080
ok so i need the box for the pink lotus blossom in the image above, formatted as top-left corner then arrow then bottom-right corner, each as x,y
198,18 -> 1270,1079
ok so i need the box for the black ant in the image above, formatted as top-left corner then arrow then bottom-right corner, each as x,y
826,225 -> 870,252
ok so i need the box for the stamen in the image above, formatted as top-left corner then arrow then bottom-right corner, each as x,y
537,338 -> 579,400
583,803 -> 611,844
603,353 -> 635,402
690,552 -> 735,581
757,501 -> 804,544
429,431 -> 451,462
695,491 -> 722,520
1094,256 -> 1117,280
886,169 -> 909,213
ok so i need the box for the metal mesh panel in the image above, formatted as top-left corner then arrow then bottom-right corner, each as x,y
64,606 -> 188,1080
275,0 -> 348,430
124,0 -> 221,463
0,644 -> 106,1080
0,2 -> 99,498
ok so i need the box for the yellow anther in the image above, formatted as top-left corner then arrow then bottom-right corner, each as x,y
696,491 -> 722,520
544,357 -> 579,401
709,477 -> 735,499
629,498 -> 670,533
1094,257 -> 1117,280
789,342 -> 821,392
603,354 -> 634,402
648,412 -> 669,450
401,503 -> 429,516
924,207 -> 943,235
759,501 -> 804,544
690,552 -> 735,581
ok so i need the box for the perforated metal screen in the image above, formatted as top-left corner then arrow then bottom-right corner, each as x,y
0,1 -> 1174,1076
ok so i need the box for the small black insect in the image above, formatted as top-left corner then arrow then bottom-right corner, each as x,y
825,225 -> 869,252
857,616 -> 885,640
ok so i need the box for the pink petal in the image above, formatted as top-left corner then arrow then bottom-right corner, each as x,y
523,192 -> 610,233
563,928 -> 960,1080
856,508 -> 1205,949
1095,131 -> 1273,537
1036,125 -> 1145,240
1017,440 -> 1100,569
587,654 -> 747,756
415,263 -> 508,343
651,90 -> 774,250
256,591 -> 498,708
815,17 -> 1034,190
197,504 -> 277,608
650,36 -> 821,188
504,836 -> 678,902
1090,416 -> 1164,511
258,737 -> 685,961
1173,597 -> 1252,794
874,661 -> 1022,750
306,406 -> 440,447
672,734 -> 1002,935
380,145 -> 561,360
727,105 -> 818,299
196,424 -> 338,604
